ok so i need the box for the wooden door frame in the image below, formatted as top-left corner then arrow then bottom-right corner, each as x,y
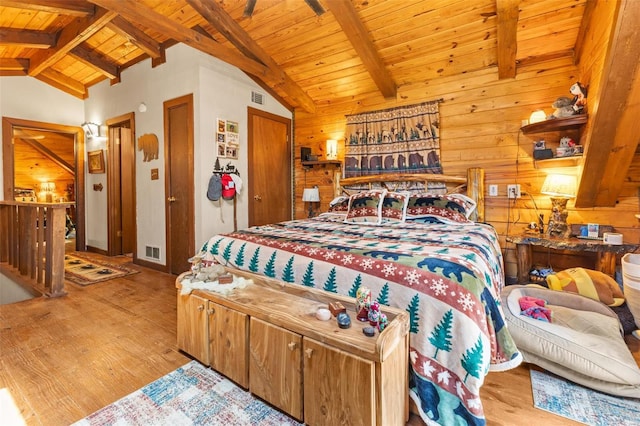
2,116 -> 86,251
163,94 -> 194,274
105,113 -> 136,259
247,107 -> 292,226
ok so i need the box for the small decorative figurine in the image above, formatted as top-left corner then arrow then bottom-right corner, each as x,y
336,312 -> 351,329
363,326 -> 376,337
378,313 -> 388,332
368,301 -> 380,326
356,287 -> 371,322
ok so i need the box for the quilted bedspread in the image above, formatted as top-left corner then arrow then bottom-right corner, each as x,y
199,215 -> 522,425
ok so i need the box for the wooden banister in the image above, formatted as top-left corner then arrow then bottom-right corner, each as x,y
0,201 -> 69,297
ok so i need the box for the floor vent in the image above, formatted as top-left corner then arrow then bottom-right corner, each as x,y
251,91 -> 265,105
145,245 -> 160,259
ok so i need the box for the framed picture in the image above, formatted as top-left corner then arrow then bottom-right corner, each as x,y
217,143 -> 226,157
226,145 -> 238,159
88,149 -> 105,174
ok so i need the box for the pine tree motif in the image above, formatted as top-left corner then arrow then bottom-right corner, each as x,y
406,293 -> 421,333
282,256 -> 295,282
461,335 -> 485,382
462,253 -> 476,262
200,241 -> 209,253
235,243 -> 247,266
222,241 -> 234,264
264,251 -> 277,278
376,283 -> 390,306
249,247 -> 261,273
348,275 -> 362,297
428,309 -> 453,359
323,267 -> 338,293
435,248 -> 449,254
302,262 -> 315,287
209,238 -> 222,255
214,158 -> 221,170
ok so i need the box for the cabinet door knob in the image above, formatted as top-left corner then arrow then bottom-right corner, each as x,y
197,304 -> 204,311
253,194 -> 262,201
288,342 -> 297,351
167,196 -> 176,203
305,348 -> 313,359
207,308 -> 215,315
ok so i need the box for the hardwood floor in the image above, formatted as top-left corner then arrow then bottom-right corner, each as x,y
1,254 -> 638,425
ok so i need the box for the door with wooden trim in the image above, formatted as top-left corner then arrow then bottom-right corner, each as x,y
164,94 -> 194,275
248,108 -> 291,227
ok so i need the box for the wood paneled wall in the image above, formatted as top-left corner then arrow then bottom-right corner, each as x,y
293,3 -> 638,281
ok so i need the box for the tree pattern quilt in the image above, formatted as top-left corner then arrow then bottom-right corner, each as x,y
199,215 -> 522,426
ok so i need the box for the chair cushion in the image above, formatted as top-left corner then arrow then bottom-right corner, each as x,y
502,284 -> 640,398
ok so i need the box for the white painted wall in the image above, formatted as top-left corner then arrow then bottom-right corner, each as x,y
84,43 -> 292,265
0,77 -> 85,197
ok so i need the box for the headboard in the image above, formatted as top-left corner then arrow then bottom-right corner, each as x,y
334,168 -> 485,222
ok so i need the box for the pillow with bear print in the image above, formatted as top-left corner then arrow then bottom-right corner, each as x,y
345,190 -> 386,224
406,193 -> 472,224
380,191 -> 410,223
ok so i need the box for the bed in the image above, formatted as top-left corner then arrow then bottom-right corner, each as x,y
198,168 -> 522,425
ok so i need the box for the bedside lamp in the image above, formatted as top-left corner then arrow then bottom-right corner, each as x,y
326,139 -> 338,160
41,182 -> 55,202
541,174 -> 576,237
302,187 -> 320,218
529,109 -> 547,124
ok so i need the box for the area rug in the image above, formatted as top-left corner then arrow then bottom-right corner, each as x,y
64,253 -> 138,286
72,360 -> 303,426
530,369 -> 640,425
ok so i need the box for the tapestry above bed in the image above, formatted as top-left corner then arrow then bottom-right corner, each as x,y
344,101 -> 443,185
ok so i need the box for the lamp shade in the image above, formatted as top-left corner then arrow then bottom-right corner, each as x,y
529,109 -> 546,124
302,187 -> 320,202
541,174 -> 576,198
41,182 -> 55,192
326,139 -> 338,160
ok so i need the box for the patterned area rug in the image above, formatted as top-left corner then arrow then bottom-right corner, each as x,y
64,253 -> 138,286
72,360 -> 303,426
530,369 -> 640,425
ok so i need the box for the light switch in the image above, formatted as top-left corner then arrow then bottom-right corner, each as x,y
489,185 -> 498,196
151,168 -> 159,180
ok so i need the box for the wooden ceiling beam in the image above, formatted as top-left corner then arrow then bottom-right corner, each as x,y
70,44 -> 118,80
0,58 -> 29,73
107,16 -> 162,59
88,0 -> 268,78
326,1 -> 397,99
185,0 -> 316,113
36,69 -> 87,99
0,28 -> 56,49
496,0 -> 519,79
28,7 -> 117,76
0,0 -> 94,17
573,0 -> 597,66
575,0 -> 640,207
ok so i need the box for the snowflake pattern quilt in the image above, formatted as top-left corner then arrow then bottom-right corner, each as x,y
200,216 -> 522,426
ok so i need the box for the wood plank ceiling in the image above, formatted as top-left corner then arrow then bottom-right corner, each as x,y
0,0 -> 637,207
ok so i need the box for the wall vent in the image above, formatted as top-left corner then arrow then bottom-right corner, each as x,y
145,245 -> 160,260
251,91 -> 265,105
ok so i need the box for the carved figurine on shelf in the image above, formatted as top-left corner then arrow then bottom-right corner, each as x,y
546,198 -> 570,237
356,286 -> 371,322
368,301 -> 380,326
569,82 -> 587,114
378,313 -> 388,332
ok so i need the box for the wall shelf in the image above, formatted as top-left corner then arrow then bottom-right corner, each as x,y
301,160 -> 342,168
521,115 -> 588,134
534,155 -> 583,169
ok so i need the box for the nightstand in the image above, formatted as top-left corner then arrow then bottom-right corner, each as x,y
506,233 -> 639,284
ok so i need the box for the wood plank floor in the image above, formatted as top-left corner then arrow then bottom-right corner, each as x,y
1,253 -> 638,425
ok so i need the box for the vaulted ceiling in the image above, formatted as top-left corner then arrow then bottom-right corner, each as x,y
1,0 -> 588,111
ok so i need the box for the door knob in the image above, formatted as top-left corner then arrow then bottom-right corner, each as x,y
305,348 -> 313,359
288,342 -> 297,351
167,196 -> 176,203
254,195 -> 262,201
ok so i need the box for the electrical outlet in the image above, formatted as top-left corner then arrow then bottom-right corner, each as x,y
507,184 -> 521,199
489,184 -> 498,196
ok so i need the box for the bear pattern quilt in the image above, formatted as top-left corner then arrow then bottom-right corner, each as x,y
199,215 -> 522,425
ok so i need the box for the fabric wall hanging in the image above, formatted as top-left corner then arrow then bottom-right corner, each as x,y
344,101 -> 443,184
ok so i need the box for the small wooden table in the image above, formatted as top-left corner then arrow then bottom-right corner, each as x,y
506,233 -> 639,284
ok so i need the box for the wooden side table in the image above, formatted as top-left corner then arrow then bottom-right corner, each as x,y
506,234 -> 639,284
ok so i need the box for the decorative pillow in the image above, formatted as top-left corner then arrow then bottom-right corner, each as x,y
406,193 -> 472,224
327,196 -> 349,213
345,190 -> 386,224
546,267 -> 625,307
381,191 -> 409,223
447,193 -> 477,218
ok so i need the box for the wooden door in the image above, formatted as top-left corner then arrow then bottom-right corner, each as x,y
176,293 -> 209,364
249,318 -> 303,420
303,338 -> 375,426
120,128 -> 135,254
164,94 -> 194,275
248,108 -> 291,227
107,127 -> 123,255
208,302 -> 249,388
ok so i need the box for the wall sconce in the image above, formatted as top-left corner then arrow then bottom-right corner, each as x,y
41,182 -> 56,203
302,186 -> 320,218
529,109 -> 547,124
541,174 -> 577,237
326,139 -> 338,160
81,122 -> 101,138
